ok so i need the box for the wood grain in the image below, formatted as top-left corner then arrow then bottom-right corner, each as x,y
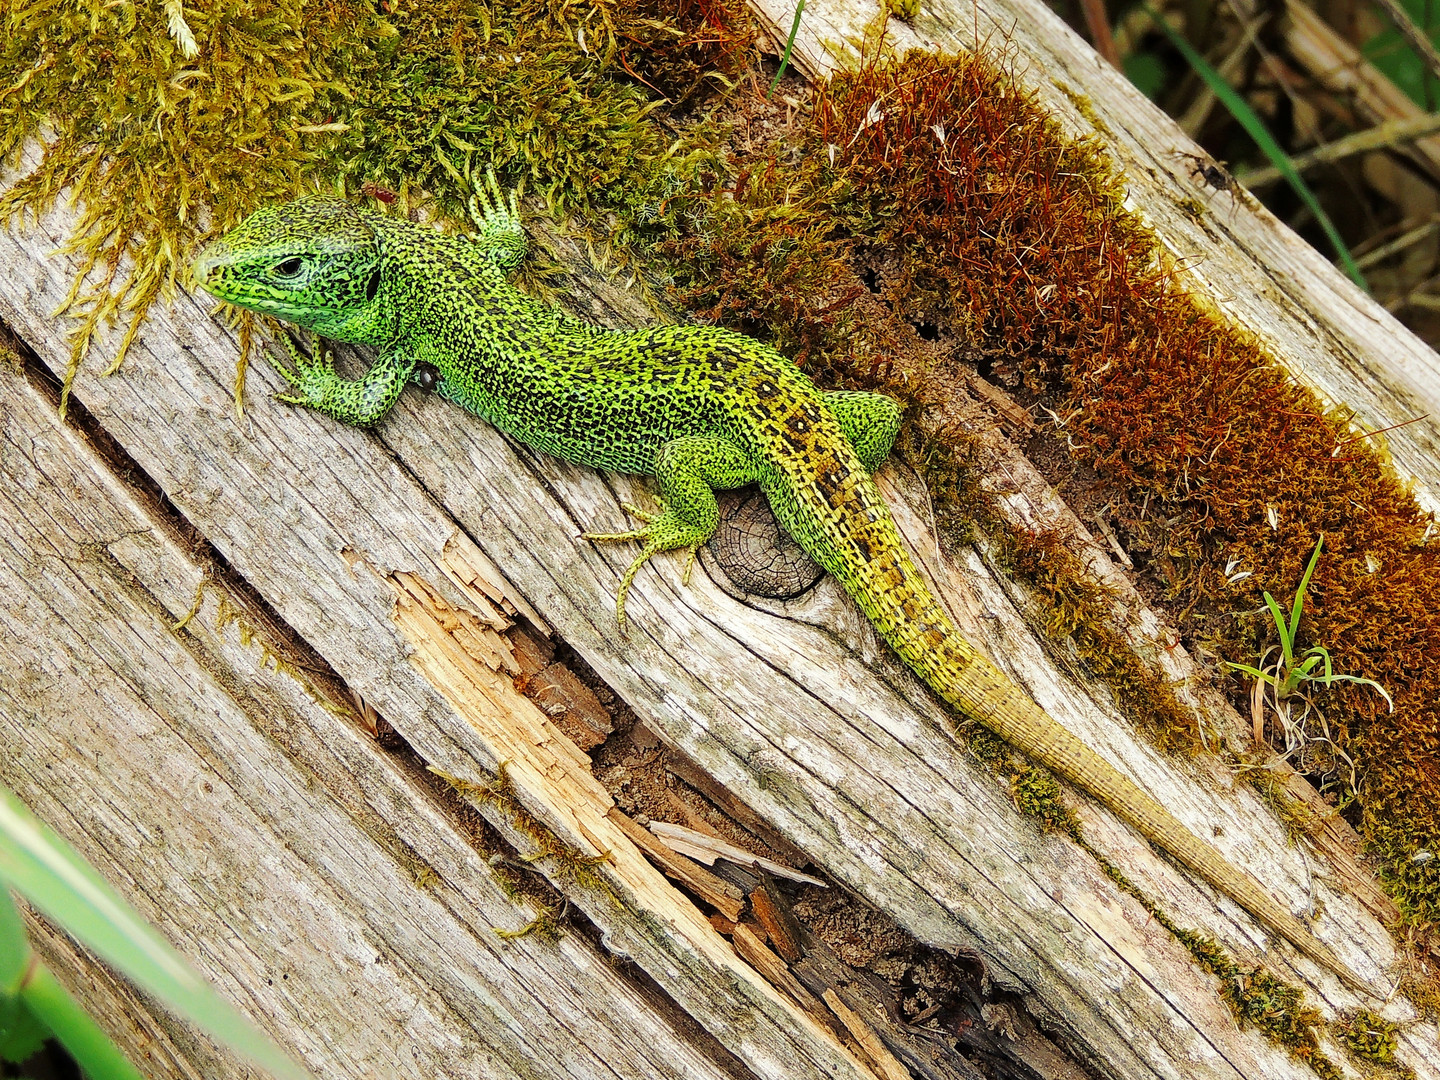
3,0 -> 1438,1068
0,352 -> 758,1080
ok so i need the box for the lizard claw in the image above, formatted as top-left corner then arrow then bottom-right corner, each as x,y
582,500 -> 703,628
581,501 -> 661,543
269,331 -> 335,407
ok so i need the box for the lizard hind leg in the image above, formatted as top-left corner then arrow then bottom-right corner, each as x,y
583,435 -> 760,627
823,390 -> 902,473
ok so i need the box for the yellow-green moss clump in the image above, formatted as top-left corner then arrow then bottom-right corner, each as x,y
1334,1009 -> 1404,1069
1178,931 -> 1343,1080
965,727 -> 1081,837
0,0 -> 751,403
1083,840 -> 1343,1078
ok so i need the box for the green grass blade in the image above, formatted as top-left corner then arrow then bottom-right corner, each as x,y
20,963 -> 144,1080
0,785 -> 311,1080
1292,534 -> 1324,636
1224,660 -> 1274,684
1143,8 -> 1367,289
0,886 -> 28,988
1303,643 -> 1335,680
769,1 -> 805,97
1262,590 -> 1295,664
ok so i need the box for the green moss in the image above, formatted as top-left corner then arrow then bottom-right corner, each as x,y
1051,78 -> 1115,141
433,763 -> 613,898
963,726 -> 1080,837
0,0 -> 381,405
1008,762 -> 1081,835
1085,843 -> 1342,1078
1334,1009 -> 1400,1066
0,0 -> 750,405
1240,762 -> 1323,844
999,526 -> 1203,756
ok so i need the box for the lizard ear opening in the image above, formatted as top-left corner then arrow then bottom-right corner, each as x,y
365,270 -> 381,302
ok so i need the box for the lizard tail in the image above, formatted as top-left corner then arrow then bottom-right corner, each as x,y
837,538 -> 1368,993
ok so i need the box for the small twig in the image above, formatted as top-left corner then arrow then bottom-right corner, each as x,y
1354,215 -> 1440,270
1238,113 -> 1440,189
1331,413 -> 1429,455
1077,0 -> 1120,67
1390,276 -> 1440,312
1371,0 -> 1440,102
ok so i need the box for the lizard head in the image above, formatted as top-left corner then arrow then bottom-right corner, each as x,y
192,196 -> 393,345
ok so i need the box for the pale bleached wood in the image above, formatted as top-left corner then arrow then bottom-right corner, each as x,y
0,179 -> 1412,1080
747,0 -> 1440,514
0,353 -> 767,1080
2,18 -> 1434,1064
1,169 -> 879,1080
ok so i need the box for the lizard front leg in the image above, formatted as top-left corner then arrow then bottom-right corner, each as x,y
584,435 -> 761,626
271,332 -> 416,426
465,169 -> 527,270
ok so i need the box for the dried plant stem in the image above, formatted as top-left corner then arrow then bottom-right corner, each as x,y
1239,113 -> 1440,188
1371,0 -> 1440,96
1077,0 -> 1119,67
1355,216 -> 1440,270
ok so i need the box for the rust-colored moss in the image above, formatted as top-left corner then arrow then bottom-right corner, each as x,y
654,49 -> 1440,956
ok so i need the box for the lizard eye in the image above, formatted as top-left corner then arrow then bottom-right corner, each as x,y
273,257 -> 305,278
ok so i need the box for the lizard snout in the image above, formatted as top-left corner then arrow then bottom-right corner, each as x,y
190,242 -> 230,290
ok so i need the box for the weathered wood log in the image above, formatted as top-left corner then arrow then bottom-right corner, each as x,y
1,0 -> 1438,1073
0,344 -> 817,1080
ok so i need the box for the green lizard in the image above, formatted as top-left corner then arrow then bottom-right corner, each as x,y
192,176 -> 1366,993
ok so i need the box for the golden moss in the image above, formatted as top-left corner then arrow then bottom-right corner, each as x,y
0,0 -> 750,405
0,0 -> 378,403
433,764 -> 613,898
1334,1009 -> 1402,1067
1002,526 -> 1203,755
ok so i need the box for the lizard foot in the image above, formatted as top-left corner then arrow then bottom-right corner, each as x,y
582,502 -> 704,628
466,167 -> 526,270
270,330 -> 337,410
